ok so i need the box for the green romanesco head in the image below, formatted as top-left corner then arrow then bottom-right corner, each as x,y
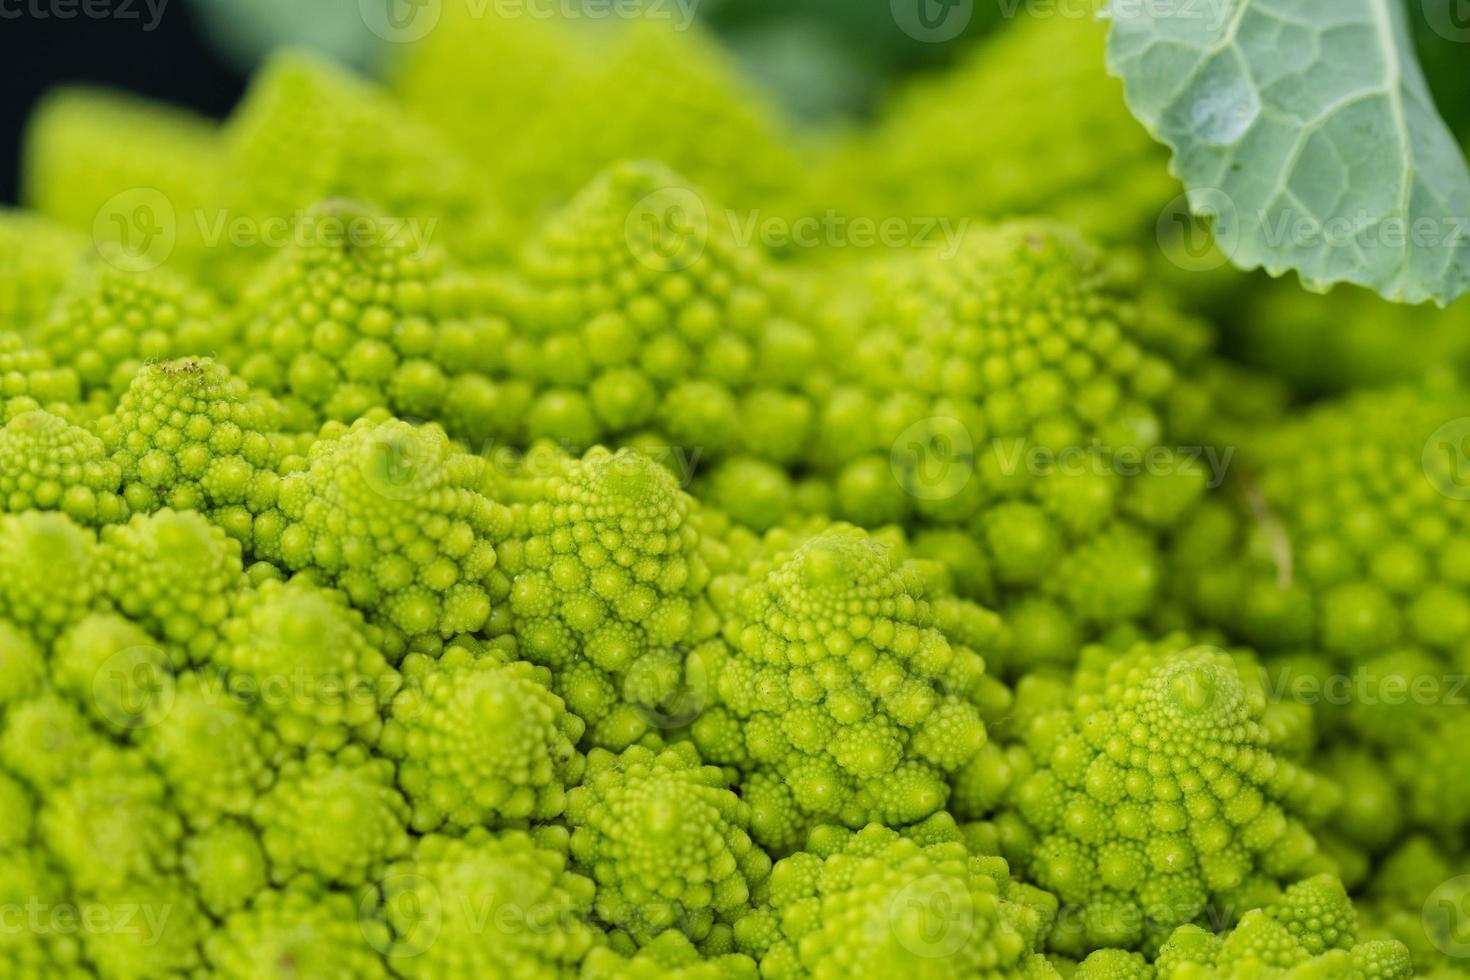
96,508 -> 243,664
494,445 -> 715,748
381,637 -> 585,831
809,224 -> 1211,669
141,671 -> 278,828
232,199 -> 510,436
38,745 -> 183,894
94,357 -> 292,540
995,638 -> 1339,957
252,745 -> 412,888
0,410 -> 125,525
31,255 -> 231,400
266,415 -> 507,644
382,827 -> 603,979
733,812 -> 1058,980
0,510 -> 100,641
224,50 -> 502,265
567,742 -> 770,945
512,159 -> 822,457
182,820 -> 269,918
204,886 -> 393,979
694,522 -> 1004,847
215,576 -> 400,749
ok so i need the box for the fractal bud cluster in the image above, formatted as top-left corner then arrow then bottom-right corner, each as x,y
0,2 -> 1463,978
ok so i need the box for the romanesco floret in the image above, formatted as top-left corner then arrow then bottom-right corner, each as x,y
51,611 -> 168,734
733,812 -> 1058,979
1178,385 -> 1470,663
0,510 -> 99,640
142,672 -> 277,827
231,199 -> 509,435
492,445 -> 715,748
204,886 -> 393,979
993,638 -> 1338,956
22,87 -> 225,282
1173,384 -> 1470,836
382,827 -> 603,979
567,742 -> 770,945
1,693 -> 100,789
509,160 -> 821,456
31,256 -> 231,400
826,4 -> 1170,247
0,331 -> 83,422
181,820 -> 268,918
264,416 -> 506,644
39,746 -> 182,894
581,930 -> 759,979
0,410 -> 125,524
694,523 -> 1003,844
252,745 -> 411,888
215,576 -> 400,748
381,637 -> 585,831
93,357 -> 293,537
394,4 -> 804,239
96,508 -> 242,664
223,51 -> 503,265
0,210 -> 84,334
809,225 -> 1210,669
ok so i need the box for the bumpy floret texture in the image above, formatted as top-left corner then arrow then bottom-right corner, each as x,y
215,576 -> 399,748
505,160 -> 823,456
732,813 -> 1059,979
382,828 -> 603,978
263,415 -> 507,644
492,445 -> 716,748
382,638 -> 585,830
1174,385 -> 1470,836
31,257 -> 232,400
695,523 -> 1007,847
230,199 -> 511,435
994,639 -> 1339,955
568,742 -> 770,944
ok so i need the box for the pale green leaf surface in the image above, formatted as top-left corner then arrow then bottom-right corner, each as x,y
1106,0 -> 1470,304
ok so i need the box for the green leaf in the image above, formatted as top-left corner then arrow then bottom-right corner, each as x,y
1105,0 -> 1470,305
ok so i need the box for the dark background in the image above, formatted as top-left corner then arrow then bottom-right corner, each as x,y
0,5 -> 243,204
